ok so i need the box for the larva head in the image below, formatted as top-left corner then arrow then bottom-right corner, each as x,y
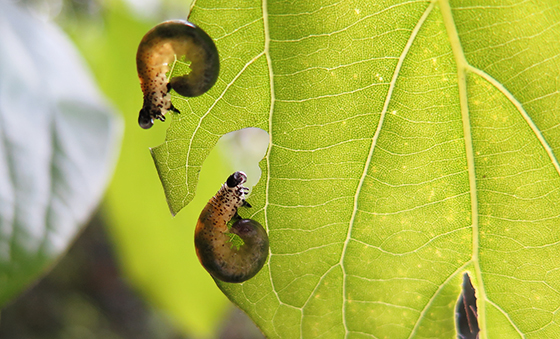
226,171 -> 247,188
138,108 -> 154,129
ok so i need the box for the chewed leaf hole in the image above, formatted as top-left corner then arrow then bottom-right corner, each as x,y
456,273 -> 479,339
225,232 -> 244,251
214,127 -> 269,191
167,55 -> 193,87
188,127 -> 269,213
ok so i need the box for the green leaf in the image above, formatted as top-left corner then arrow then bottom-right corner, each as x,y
152,0 -> 560,338
0,2 -> 121,305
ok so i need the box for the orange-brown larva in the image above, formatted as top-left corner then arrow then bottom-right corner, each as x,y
195,172 -> 269,283
136,20 -> 219,129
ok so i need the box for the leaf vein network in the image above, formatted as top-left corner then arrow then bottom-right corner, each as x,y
269,195 -> 350,209
275,82 -> 388,103
269,0 -> 426,43
407,260 -> 471,338
375,137 -> 464,156
275,56 -> 400,77
351,225 -> 471,256
340,1 -> 437,337
358,191 -> 469,215
466,65 -> 560,177
213,17 -> 263,41
485,298 -> 525,337
272,138 -> 370,152
366,169 -> 467,187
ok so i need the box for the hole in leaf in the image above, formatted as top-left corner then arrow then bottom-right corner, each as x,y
214,127 -> 269,191
190,127 -> 269,214
456,273 -> 479,339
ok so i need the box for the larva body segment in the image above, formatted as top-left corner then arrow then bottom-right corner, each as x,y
195,172 -> 269,283
136,20 -> 219,129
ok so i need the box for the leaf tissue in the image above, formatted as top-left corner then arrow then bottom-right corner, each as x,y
151,0 -> 560,338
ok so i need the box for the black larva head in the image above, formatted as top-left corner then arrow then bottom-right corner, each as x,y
226,171 -> 247,188
138,109 -> 154,129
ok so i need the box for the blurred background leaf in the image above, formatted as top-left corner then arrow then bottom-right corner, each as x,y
0,0 -> 263,338
0,0 -> 121,308
61,3 -> 234,338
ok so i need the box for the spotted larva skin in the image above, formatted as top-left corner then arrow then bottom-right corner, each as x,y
195,172 -> 269,283
136,20 -> 219,129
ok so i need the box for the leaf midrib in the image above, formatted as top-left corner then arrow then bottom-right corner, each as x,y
438,0 -> 488,337
440,1 -> 560,338
262,0 -> 282,315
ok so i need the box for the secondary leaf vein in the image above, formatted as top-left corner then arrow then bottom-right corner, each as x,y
341,1 -> 436,337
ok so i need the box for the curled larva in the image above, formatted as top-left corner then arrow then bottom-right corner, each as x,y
136,20 -> 219,129
195,171 -> 269,283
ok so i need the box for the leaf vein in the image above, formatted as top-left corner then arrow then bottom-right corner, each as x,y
467,65 -> 560,179
342,1 -> 436,337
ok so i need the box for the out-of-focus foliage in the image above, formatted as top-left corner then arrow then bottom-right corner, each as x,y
0,217 -> 192,339
0,0 -> 265,337
0,1 -> 120,307
61,3 -> 240,337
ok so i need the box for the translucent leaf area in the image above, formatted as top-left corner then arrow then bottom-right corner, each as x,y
0,2 -> 121,305
151,0 -> 560,338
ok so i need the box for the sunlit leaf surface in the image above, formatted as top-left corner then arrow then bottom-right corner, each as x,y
0,2 -> 121,305
152,0 -> 560,338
